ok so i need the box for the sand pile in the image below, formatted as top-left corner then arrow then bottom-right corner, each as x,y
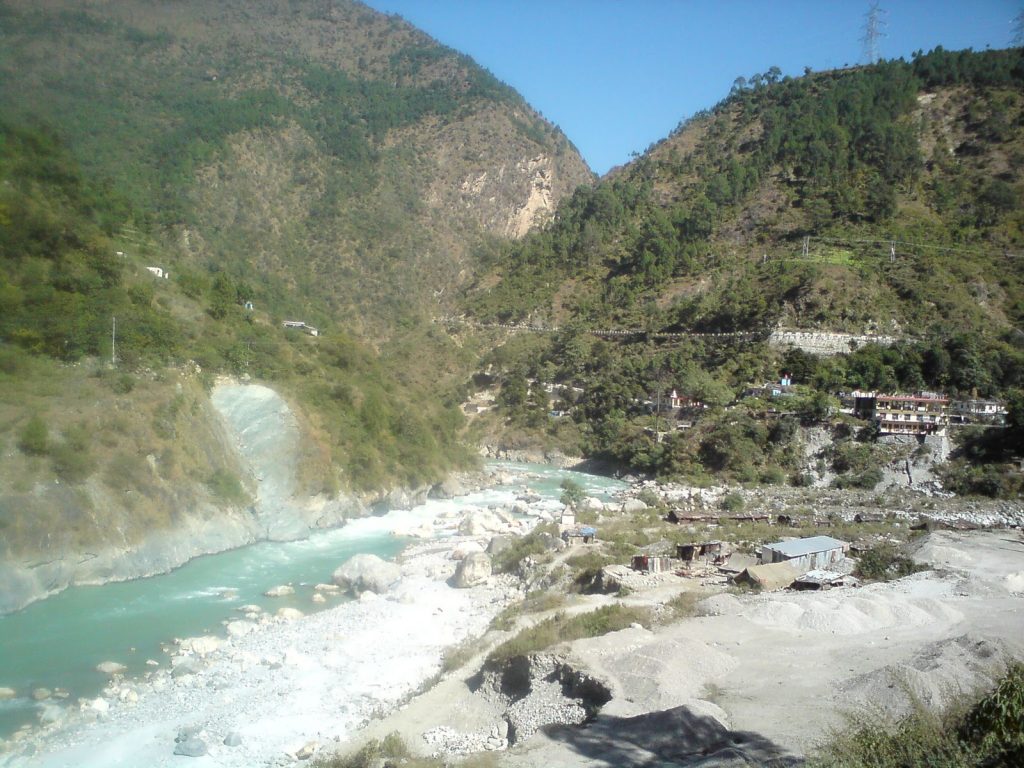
737,582 -> 963,635
839,633 -> 1010,716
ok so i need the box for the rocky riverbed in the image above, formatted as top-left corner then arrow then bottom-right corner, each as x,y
0,466 -> 604,767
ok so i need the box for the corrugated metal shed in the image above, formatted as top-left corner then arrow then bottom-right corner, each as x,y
763,536 -> 847,558
761,535 -> 848,572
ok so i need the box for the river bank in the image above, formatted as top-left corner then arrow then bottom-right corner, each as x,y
0,463 -> 628,765
1,538 -> 520,767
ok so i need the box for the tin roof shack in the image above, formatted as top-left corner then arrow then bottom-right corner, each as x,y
734,562 -> 800,591
631,555 -> 676,574
791,570 -> 860,591
761,536 -> 849,572
677,541 -> 729,566
562,526 -> 597,546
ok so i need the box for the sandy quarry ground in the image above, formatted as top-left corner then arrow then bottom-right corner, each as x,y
351,530 -> 1024,767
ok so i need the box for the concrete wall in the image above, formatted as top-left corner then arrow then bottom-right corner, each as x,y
769,330 -> 904,356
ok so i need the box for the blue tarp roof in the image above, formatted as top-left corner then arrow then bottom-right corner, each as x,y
763,536 -> 847,558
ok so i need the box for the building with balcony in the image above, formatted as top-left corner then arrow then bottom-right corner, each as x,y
854,391 -> 949,436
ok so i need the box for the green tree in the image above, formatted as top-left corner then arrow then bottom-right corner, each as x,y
208,273 -> 236,320
559,478 -> 586,509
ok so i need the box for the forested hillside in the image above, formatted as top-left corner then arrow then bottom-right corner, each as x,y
461,48 -> 1024,492
0,0 -> 592,337
0,0 -> 596,504
0,118 -> 473,514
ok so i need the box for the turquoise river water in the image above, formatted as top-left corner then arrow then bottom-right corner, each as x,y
0,463 -> 626,739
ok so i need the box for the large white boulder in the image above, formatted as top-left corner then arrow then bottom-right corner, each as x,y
458,509 -> 505,535
264,585 -> 294,598
452,552 -> 492,588
95,661 -> 127,676
332,553 -> 401,594
226,620 -> 257,638
621,498 -> 649,514
178,636 -> 223,656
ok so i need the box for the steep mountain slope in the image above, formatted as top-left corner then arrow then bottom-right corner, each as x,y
0,117 -> 486,609
460,48 -> 1024,485
0,0 -> 592,335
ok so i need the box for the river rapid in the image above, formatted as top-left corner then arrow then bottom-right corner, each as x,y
0,462 -> 626,756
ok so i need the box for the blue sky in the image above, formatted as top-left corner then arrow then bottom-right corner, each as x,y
362,0 -> 1021,175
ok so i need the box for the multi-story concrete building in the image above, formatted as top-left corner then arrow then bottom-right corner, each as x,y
854,391 -> 949,436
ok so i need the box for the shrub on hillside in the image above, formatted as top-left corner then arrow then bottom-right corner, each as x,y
490,523 -> 559,574
811,663 -> 1024,768
854,543 -> 926,582
205,469 -> 248,505
18,415 -> 49,455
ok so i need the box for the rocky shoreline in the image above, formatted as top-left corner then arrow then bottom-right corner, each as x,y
0,465 -> 607,767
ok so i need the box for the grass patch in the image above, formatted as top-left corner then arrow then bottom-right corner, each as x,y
654,590 -> 701,624
490,590 -> 567,632
809,663 -> 1024,768
487,603 -> 650,663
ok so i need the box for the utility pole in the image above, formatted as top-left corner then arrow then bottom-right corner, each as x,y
111,316 -> 117,367
653,388 -> 661,441
802,236 -> 810,258
861,2 -> 886,64
890,241 -> 896,263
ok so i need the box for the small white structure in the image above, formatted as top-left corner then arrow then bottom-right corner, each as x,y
282,321 -> 319,337
145,266 -> 169,279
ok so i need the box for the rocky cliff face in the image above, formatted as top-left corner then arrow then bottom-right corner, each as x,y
0,381 -> 365,613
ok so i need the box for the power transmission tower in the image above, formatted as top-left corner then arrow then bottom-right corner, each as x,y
861,2 -> 887,64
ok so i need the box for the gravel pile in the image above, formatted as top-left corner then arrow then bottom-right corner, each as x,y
422,722 -> 508,756
505,677 -> 589,744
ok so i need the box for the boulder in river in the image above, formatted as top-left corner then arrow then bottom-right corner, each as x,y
332,554 -> 401,594
430,476 -> 466,499
96,660 -> 127,676
452,552 -> 492,588
178,636 -> 223,656
225,620 -> 256,638
458,509 -> 505,535
263,584 -> 294,598
0,687 -> 16,700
